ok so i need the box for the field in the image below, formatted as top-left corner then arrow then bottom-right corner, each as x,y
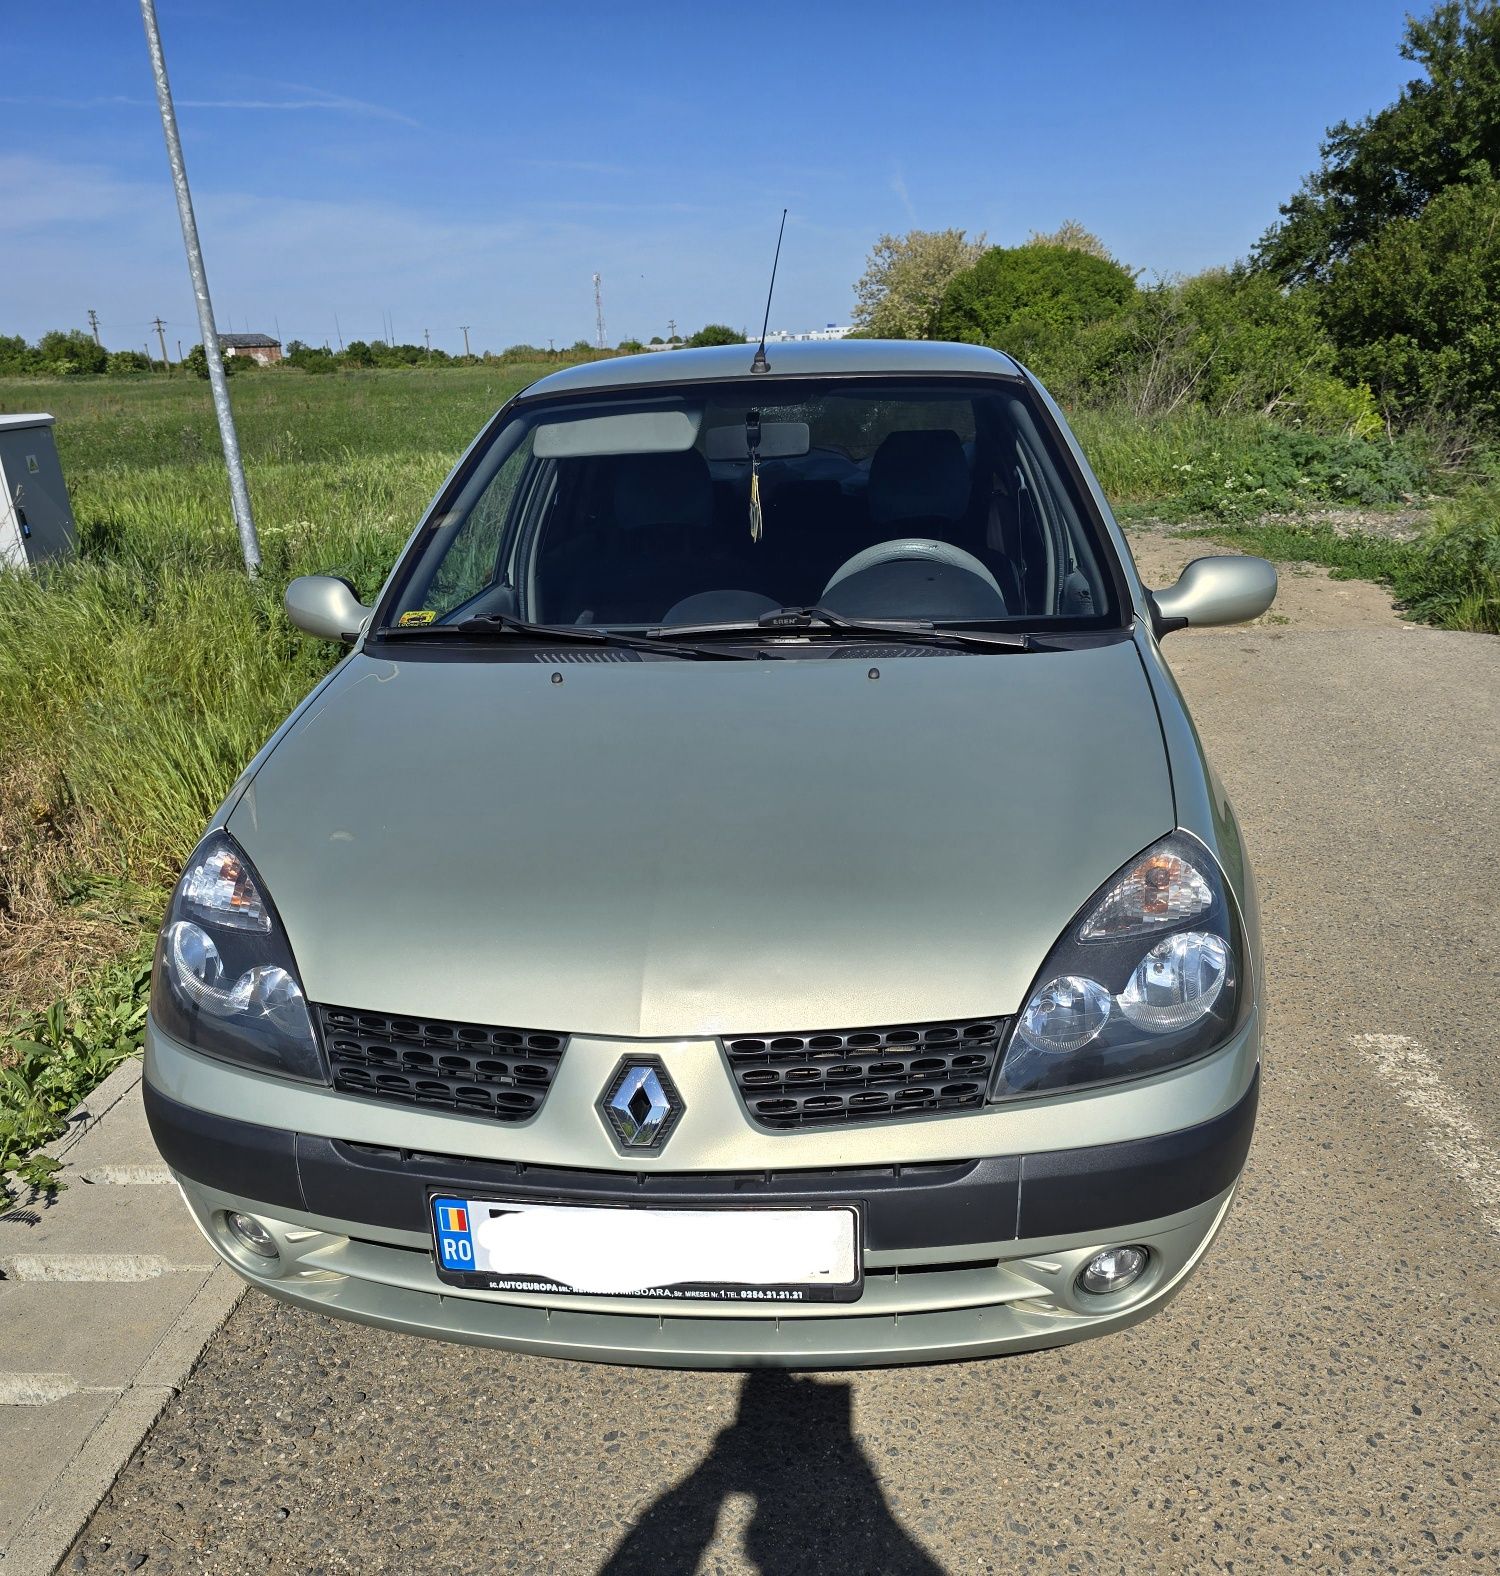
0,365 -> 1494,1184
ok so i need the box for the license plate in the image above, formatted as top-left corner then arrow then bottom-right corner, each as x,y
429,1194 -> 862,1303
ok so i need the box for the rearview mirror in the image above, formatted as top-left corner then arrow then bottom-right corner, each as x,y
285,575 -> 371,644
1150,556 -> 1277,636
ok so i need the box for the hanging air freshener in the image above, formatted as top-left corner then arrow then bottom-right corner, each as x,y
746,409 -> 763,543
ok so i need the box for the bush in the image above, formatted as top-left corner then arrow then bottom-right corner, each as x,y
931,244 -> 1136,378
1070,404 -> 1432,517
37,330 -> 107,377
1318,175 -> 1500,426
1403,484 -> 1500,630
686,324 -> 745,347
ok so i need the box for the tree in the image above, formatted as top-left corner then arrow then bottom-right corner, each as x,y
1025,221 -> 1118,263
618,338 -> 645,353
0,335 -> 35,374
686,324 -> 744,347
1256,2 -> 1500,284
105,349 -> 153,375
36,329 -> 106,376
1318,174 -> 1500,423
851,228 -> 987,339
183,343 -> 243,379
342,339 -> 377,369
930,244 -> 1136,376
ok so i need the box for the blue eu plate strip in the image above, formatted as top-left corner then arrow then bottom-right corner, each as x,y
432,1196 -> 476,1272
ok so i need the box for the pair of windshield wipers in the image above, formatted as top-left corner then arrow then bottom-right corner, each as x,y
385,607 -> 1032,659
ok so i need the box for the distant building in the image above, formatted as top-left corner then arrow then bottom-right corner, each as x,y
218,332 -> 282,365
763,323 -> 854,344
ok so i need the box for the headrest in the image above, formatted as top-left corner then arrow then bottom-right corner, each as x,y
868,430 -> 971,526
612,449 -> 712,530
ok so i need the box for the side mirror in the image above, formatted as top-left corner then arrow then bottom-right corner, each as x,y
1149,555 -> 1277,636
284,575 -> 371,644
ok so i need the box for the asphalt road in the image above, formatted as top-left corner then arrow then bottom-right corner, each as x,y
69,570 -> 1500,1575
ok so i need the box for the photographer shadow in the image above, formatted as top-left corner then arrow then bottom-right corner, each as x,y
600,1369 -> 944,1575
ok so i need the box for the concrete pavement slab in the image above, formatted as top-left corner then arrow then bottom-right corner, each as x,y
0,1185 -> 217,1279
0,1392 -> 118,1552
0,1278 -> 218,1389
0,1066 -> 244,1576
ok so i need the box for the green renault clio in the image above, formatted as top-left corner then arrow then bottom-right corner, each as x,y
145,339 -> 1274,1368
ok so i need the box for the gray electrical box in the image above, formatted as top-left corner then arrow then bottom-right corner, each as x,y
0,413 -> 77,570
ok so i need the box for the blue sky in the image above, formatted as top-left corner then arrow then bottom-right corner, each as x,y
3,0 -> 1422,356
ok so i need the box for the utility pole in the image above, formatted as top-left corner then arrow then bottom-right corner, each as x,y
87,309 -> 101,346
667,317 -> 677,342
334,312 -> 344,351
593,272 -> 606,350
459,325 -> 471,357
152,316 -> 172,371
177,339 -> 183,362
145,342 -> 154,366
139,0 -> 260,575
424,328 -> 431,358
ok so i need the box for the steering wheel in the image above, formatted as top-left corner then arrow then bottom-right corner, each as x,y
822,538 -> 1005,601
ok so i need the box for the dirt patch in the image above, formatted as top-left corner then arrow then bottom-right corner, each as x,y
1123,520 -> 1409,633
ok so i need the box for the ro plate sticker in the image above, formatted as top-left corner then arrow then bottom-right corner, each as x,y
432,1197 -> 476,1271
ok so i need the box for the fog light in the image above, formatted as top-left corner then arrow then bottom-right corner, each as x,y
1078,1245 -> 1148,1295
224,1211 -> 279,1260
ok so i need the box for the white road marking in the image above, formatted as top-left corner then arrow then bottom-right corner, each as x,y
0,1253 -> 180,1282
79,1164 -> 174,1185
0,1372 -> 81,1405
1353,1034 -> 1500,1234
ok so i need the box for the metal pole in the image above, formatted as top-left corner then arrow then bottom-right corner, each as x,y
139,0 -> 260,575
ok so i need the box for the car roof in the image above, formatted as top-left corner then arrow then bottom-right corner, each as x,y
521,339 -> 1026,398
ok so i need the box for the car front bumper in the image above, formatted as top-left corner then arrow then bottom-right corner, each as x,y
144,1015 -> 1258,1369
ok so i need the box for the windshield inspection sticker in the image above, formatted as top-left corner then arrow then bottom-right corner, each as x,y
398,610 -> 436,626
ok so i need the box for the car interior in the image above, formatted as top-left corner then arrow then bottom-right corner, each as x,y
397,383 -> 1116,631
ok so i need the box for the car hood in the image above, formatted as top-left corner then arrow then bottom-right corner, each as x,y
229,642 -> 1172,1037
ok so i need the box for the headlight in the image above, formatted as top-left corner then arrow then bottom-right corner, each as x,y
151,832 -> 325,1082
994,833 -> 1244,1099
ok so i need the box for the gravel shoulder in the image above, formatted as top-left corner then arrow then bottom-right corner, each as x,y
64,537 -> 1500,1576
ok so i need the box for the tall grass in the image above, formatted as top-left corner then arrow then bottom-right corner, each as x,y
1071,405 -> 1433,516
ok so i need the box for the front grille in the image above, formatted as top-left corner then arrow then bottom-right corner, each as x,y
722,1019 -> 1005,1129
317,1006 -> 567,1122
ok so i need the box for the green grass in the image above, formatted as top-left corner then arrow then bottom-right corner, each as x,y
1070,404 -> 1433,517
19,364 -> 541,473
1181,485 -> 1500,634
1,948 -> 151,1194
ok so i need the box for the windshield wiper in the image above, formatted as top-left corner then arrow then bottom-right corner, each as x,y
649,606 -> 1031,652
382,612 -> 766,660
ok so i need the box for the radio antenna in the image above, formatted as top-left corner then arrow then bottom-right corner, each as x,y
750,208 -> 788,374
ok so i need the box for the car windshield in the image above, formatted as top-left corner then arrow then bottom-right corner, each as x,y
379,376 -> 1120,637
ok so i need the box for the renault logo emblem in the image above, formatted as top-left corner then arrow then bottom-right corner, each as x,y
600,1058 -> 683,1151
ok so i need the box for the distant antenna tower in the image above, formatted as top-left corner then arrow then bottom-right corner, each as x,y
593,272 -> 606,350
